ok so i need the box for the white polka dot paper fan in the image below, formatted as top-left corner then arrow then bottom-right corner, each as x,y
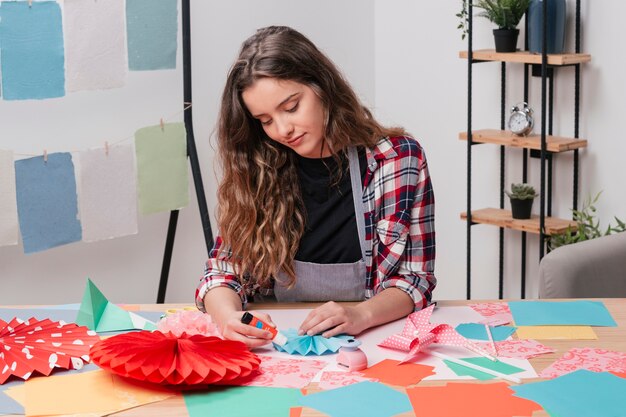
0,317 -> 100,384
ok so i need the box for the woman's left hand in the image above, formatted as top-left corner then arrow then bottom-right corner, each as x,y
298,301 -> 370,338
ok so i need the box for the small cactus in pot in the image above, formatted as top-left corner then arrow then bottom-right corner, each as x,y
504,183 -> 538,219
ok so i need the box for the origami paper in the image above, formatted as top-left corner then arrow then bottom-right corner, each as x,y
0,1 -> 65,100
360,359 -> 435,386
76,278 -> 157,332
539,347 -> 626,379
299,381 -> 413,417
407,382 -> 541,417
508,300 -> 617,326
515,325 -> 597,340
78,144 -> 138,242
64,0 -> 126,92
318,370 -> 378,390
0,150 -> 18,247
15,153 -> 82,253
5,369 -> 174,416
475,339 -> 556,360
135,123 -> 189,214
455,323 -> 517,341
512,370 -> 626,417
468,301 -> 512,318
444,357 -> 526,381
378,305 -> 470,362
0,317 -> 99,384
273,328 -> 353,355
91,331 -> 261,385
234,355 -> 327,389
0,380 -> 24,415
126,0 -> 178,71
184,386 -> 302,417
157,310 -> 221,338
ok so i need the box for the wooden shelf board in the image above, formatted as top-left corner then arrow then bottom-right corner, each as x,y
460,208 -> 577,235
459,129 -> 588,152
459,49 -> 591,65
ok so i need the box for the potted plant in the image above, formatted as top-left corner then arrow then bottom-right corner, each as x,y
504,183 -> 537,219
474,0 -> 531,52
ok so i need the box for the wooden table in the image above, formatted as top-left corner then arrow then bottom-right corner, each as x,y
6,299 -> 626,416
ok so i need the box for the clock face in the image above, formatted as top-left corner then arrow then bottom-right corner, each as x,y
509,112 -> 531,135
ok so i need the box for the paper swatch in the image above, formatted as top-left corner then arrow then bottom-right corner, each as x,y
475,339 -> 556,360
236,355 -> 327,389
273,328 -> 353,355
78,144 -> 138,242
64,0 -> 126,92
360,359 -> 434,386
444,357 -> 526,381
515,325 -> 597,340
0,150 -> 18,247
15,153 -> 82,253
539,347 -> 626,379
318,371 -> 378,390
135,123 -> 189,214
0,1 -> 65,100
508,300 -> 617,326
126,0 -> 178,70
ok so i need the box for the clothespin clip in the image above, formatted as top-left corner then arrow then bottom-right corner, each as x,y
160,118 -> 165,132
43,149 -> 48,163
104,141 -> 109,156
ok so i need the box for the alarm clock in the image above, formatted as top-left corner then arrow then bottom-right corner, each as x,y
508,102 -> 534,136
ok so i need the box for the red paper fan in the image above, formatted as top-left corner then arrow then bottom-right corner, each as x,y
90,330 -> 261,385
0,317 -> 100,384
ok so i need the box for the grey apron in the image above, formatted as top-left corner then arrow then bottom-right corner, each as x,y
273,147 -> 367,302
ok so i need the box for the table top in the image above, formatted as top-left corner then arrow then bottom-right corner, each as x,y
4,299 -> 625,417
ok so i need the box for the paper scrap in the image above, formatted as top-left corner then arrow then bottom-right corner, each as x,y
475,339 -> 556,359
444,357 -> 526,381
15,153 -> 82,253
0,150 -> 18,247
455,323 -> 516,341
515,325 -> 597,340
78,144 -> 138,242
227,355 -> 327,389
539,347 -> 626,379
318,370 -> 378,390
360,359 -> 434,386
273,328 -> 353,355
508,300 -> 617,327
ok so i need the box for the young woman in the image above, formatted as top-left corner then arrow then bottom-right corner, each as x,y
196,26 -> 436,347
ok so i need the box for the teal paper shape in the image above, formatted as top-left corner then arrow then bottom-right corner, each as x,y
75,278 -> 156,332
273,328 -> 353,355
299,381 -> 412,417
0,1 -> 65,100
14,153 -> 81,253
508,300 -> 617,326
444,357 -> 526,380
512,370 -> 626,417
455,323 -> 517,341
126,0 -> 177,70
184,386 -> 302,417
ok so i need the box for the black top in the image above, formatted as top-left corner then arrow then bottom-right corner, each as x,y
294,149 -> 367,264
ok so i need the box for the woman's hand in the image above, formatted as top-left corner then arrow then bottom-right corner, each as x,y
298,301 -> 370,338
216,310 -> 276,348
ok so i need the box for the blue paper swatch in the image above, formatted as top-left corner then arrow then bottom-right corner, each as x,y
0,379 -> 24,415
273,328 -> 353,355
512,370 -> 626,417
0,1 -> 65,100
126,0 -> 177,70
508,300 -> 617,327
299,381 -> 413,417
15,153 -> 82,253
455,323 -> 517,341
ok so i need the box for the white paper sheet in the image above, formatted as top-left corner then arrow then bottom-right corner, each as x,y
78,144 -> 138,242
64,0 -> 127,92
0,150 -> 19,247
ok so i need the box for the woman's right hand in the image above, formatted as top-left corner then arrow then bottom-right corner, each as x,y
217,310 -> 276,348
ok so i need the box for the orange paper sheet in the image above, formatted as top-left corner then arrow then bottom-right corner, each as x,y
515,325 -> 597,340
360,359 -> 434,386
6,370 -> 174,416
406,382 -> 542,417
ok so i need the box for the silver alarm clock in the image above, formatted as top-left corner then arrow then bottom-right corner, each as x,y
508,102 -> 534,136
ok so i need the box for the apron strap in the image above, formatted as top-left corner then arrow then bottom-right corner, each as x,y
348,147 -> 367,261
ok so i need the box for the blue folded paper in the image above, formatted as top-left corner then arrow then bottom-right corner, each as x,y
273,328 -> 353,355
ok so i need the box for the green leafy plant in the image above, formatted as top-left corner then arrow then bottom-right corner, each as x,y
457,0 -> 470,40
549,192 -> 626,250
504,183 -> 538,200
474,0 -> 531,30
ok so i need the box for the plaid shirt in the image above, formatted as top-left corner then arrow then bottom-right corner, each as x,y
196,136 -> 436,311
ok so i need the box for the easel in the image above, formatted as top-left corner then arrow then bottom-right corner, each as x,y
156,0 -> 214,303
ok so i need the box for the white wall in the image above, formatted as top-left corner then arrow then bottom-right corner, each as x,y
1,0 -> 623,305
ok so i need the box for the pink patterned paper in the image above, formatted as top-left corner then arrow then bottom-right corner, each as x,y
318,371 -> 378,390
539,347 -> 626,379
475,339 -> 556,359
378,305 -> 469,363
240,355 -> 328,388
469,302 -> 513,325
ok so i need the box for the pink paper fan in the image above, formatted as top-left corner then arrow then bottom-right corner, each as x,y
90,331 -> 261,385
156,310 -> 222,338
0,317 -> 100,384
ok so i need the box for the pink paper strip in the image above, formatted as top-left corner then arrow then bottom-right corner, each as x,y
539,347 -> 626,378
240,355 -> 328,388
469,302 -> 513,325
474,339 -> 556,359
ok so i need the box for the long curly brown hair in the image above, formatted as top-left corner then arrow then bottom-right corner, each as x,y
216,26 -> 405,288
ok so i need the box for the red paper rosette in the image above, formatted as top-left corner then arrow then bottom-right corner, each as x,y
90,330 -> 261,385
0,317 -> 100,384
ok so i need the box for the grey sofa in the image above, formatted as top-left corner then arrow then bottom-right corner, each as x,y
538,232 -> 626,298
